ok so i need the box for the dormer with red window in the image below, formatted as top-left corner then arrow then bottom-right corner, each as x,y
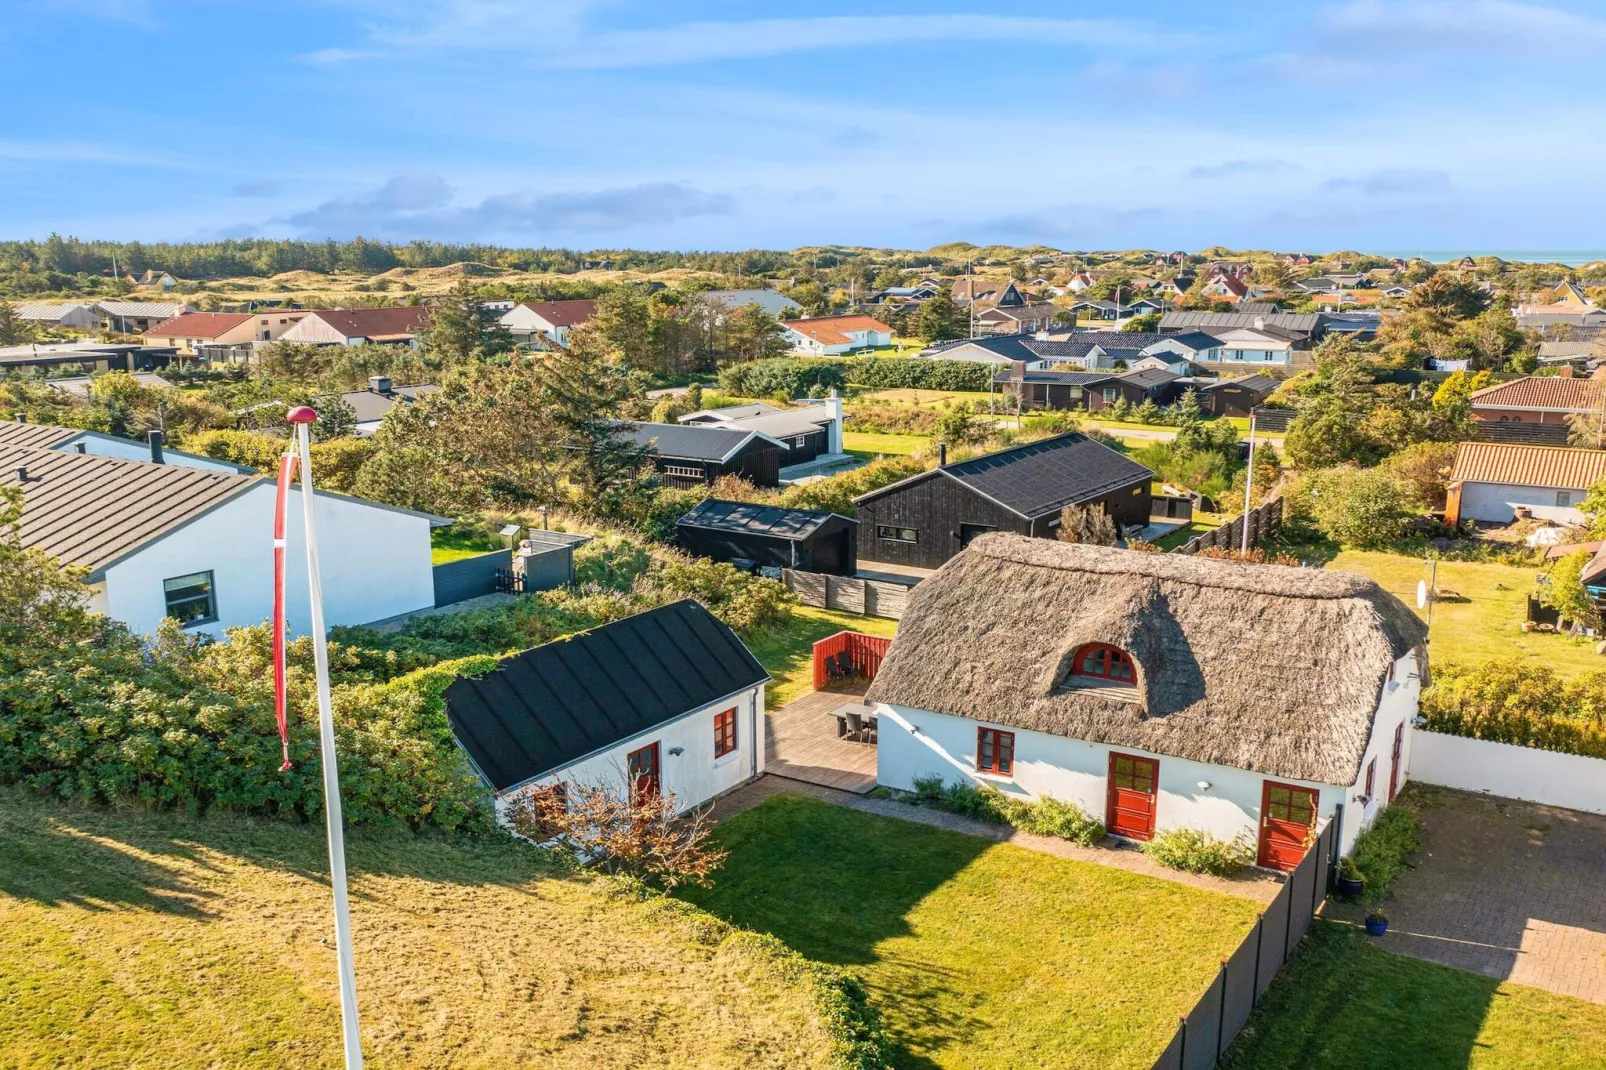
1057,642 -> 1142,701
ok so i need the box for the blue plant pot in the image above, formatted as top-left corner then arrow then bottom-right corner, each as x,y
1336,875 -> 1364,898
1364,915 -> 1389,936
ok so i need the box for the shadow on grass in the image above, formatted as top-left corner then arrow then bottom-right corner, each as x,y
677,793 -> 994,1070
0,787 -> 559,917
1221,921 -> 1497,1070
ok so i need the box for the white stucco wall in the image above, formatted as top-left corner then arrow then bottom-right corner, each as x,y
100,483 -> 435,639
874,650 -> 1420,859
492,684 -> 766,825
1458,480 -> 1586,525
1411,731 -> 1606,815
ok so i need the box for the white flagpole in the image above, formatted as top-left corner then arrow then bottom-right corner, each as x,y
1240,412 -> 1257,557
289,407 -> 364,1070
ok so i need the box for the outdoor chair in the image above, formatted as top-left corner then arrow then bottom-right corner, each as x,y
835,714 -> 848,738
844,710 -> 864,742
835,651 -> 854,678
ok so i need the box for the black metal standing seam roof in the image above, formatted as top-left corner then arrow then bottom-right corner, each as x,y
442,599 -> 771,792
677,497 -> 854,539
614,421 -> 764,462
940,432 -> 1156,519
1115,368 -> 1182,390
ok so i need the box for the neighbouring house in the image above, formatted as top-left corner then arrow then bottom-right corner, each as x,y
96,301 -> 196,334
143,311 -> 256,354
1065,297 -> 1167,322
867,537 -> 1426,867
278,306 -> 432,346
1199,324 -> 1302,369
614,421 -> 785,488
675,498 -> 858,575
1201,274 -> 1249,300
1445,442 -> 1606,527
1470,376 -> 1603,425
779,314 -> 893,355
1514,281 -> 1606,332
1158,310 -> 1324,344
443,599 -> 770,823
927,330 -> 1220,372
1194,374 -> 1279,417
498,299 -> 598,346
702,289 -> 801,318
853,432 -> 1154,569
14,303 -> 102,330
949,278 -> 1003,304
1066,272 -> 1095,293
975,298 -> 1060,335
676,397 -> 844,466
340,375 -> 442,436
0,418 -> 250,472
0,340 -> 175,376
0,438 -> 443,638
990,368 -> 1114,412
127,269 -> 177,292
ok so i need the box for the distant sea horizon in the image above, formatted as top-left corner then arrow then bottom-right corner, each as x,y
1374,250 -> 1606,267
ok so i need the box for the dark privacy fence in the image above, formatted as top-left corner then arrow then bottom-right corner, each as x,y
1171,498 -> 1283,557
431,549 -> 512,607
1247,407 -> 1293,433
1151,813 -> 1339,1070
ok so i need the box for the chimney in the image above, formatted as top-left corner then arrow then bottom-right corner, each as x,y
74,442 -> 87,454
148,429 -> 165,464
822,388 -> 844,455
369,374 -> 392,395
938,442 -> 948,466
1253,316 -> 1266,330
13,413 -> 23,423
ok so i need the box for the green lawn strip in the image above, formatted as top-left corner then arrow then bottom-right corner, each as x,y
1222,921 -> 1606,1070
842,430 -> 930,457
429,527 -> 503,565
1330,551 -> 1603,678
747,606 -> 898,709
682,794 -> 1260,1070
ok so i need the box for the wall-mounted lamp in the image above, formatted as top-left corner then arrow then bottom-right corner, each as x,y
1196,781 -> 1212,792
667,746 -> 684,757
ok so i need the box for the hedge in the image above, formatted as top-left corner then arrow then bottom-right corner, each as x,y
718,359 -> 847,398
844,356 -> 993,392
1421,660 -> 1606,760
718,356 -> 994,398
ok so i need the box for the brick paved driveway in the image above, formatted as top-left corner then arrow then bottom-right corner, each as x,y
1338,785 -> 1606,1004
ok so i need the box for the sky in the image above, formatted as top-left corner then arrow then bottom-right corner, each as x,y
4,0 -> 1606,253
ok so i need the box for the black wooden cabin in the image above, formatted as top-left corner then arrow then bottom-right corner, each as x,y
616,422 -> 784,488
676,498 -> 858,574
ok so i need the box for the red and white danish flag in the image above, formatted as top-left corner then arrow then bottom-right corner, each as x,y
272,451 -> 297,771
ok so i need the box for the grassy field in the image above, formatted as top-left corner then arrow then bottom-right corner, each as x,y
1223,922 -> 1606,1070
1330,550 -> 1604,677
679,794 -> 1261,1070
857,388 -> 996,411
843,430 -> 930,457
749,605 -> 899,708
0,790 -> 841,1070
428,527 -> 505,565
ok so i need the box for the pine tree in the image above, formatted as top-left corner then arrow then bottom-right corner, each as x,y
0,301 -> 33,346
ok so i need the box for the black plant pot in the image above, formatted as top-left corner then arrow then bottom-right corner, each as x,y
1336,874 -> 1364,898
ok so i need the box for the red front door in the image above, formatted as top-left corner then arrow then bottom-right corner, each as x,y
1387,722 -> 1403,803
1106,753 -> 1159,840
1258,781 -> 1318,871
628,742 -> 660,805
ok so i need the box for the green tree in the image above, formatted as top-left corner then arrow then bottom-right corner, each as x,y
0,300 -> 33,345
933,401 -> 987,445
1406,274 -> 1491,320
1540,549 -> 1597,628
914,290 -> 967,342
719,304 -> 790,364
419,280 -> 513,364
1290,466 -> 1417,548
1121,311 -> 1161,333
582,287 -> 654,368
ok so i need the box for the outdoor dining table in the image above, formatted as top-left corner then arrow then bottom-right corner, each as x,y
829,702 -> 878,742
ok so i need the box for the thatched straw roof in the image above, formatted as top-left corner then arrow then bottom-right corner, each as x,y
864,535 -> 1427,785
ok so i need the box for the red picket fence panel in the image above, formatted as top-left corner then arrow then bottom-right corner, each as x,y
811,631 -> 894,691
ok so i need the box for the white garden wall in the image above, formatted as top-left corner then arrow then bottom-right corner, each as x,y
1410,731 -> 1606,815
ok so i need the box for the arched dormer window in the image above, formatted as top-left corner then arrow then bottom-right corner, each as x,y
1070,643 -> 1137,687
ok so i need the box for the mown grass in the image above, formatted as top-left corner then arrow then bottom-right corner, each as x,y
1331,550 -> 1605,678
747,605 -> 899,709
842,430 -> 930,457
1222,921 -> 1606,1070
429,526 -> 504,564
0,789 -> 842,1070
680,794 -> 1261,1070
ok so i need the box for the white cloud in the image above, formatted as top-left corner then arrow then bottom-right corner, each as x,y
1317,0 -> 1606,56
1320,168 -> 1453,196
1188,159 -> 1298,180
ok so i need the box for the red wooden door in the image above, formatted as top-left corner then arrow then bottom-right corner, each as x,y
628,742 -> 660,805
1106,753 -> 1159,840
1387,722 -> 1403,803
1257,781 -> 1318,871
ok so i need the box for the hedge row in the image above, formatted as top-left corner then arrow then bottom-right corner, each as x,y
1420,659 -> 1606,760
718,356 -> 993,398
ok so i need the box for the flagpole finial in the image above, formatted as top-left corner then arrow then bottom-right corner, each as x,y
287,406 -> 319,424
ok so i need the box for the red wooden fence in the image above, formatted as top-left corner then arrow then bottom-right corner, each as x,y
812,631 -> 894,691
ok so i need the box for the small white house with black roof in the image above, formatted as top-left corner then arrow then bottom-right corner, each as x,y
853,432 -> 1155,569
443,600 -> 770,820
676,498 -> 858,574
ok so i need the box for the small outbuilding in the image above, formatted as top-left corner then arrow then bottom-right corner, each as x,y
615,421 -> 785,488
1445,441 -> 1606,527
676,498 -> 858,575
443,600 -> 770,821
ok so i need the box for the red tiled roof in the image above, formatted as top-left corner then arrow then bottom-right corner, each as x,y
1470,376 -> 1604,413
305,306 -> 431,339
147,311 -> 252,338
784,315 -> 893,346
1450,441 -> 1606,490
517,299 -> 597,327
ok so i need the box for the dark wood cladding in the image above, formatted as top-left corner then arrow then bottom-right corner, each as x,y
653,437 -> 782,488
856,471 -> 1151,569
676,515 -> 857,574
778,427 -> 830,466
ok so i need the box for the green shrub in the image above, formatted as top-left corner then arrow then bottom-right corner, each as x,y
1422,660 -> 1606,759
911,773 -> 946,803
908,776 -> 1105,846
1141,828 -> 1256,876
844,356 -> 993,392
1012,794 -> 1106,846
1348,803 -> 1421,906
718,358 -> 847,398
779,455 -> 927,516
1287,466 -> 1418,549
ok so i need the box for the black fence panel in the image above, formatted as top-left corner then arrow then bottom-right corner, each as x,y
1153,1023 -> 1184,1070
1256,886 -> 1291,998
1286,851 -> 1317,950
1313,822 -> 1335,907
1249,406 -> 1294,432
431,548 -> 512,607
1220,926 -> 1260,1052
1182,967 -> 1224,1070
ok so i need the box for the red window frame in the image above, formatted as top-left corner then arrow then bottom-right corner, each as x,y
1071,643 -> 1137,686
713,707 -> 738,759
1364,758 -> 1376,800
976,727 -> 1015,776
628,741 -> 660,805
1388,722 -> 1404,803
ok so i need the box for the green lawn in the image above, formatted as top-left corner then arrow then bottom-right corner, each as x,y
843,430 -> 931,457
748,605 -> 899,708
680,794 -> 1261,1070
429,527 -> 504,565
1223,922 -> 1606,1070
1330,550 -> 1604,677
0,789 -> 839,1070
856,388 -> 997,411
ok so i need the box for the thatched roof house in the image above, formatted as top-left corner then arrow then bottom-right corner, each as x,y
865,535 -> 1426,786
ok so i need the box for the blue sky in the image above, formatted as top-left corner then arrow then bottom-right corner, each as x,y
4,0 -> 1606,252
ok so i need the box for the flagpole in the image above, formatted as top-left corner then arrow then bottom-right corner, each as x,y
287,406 -> 364,1070
1240,412 -> 1257,557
